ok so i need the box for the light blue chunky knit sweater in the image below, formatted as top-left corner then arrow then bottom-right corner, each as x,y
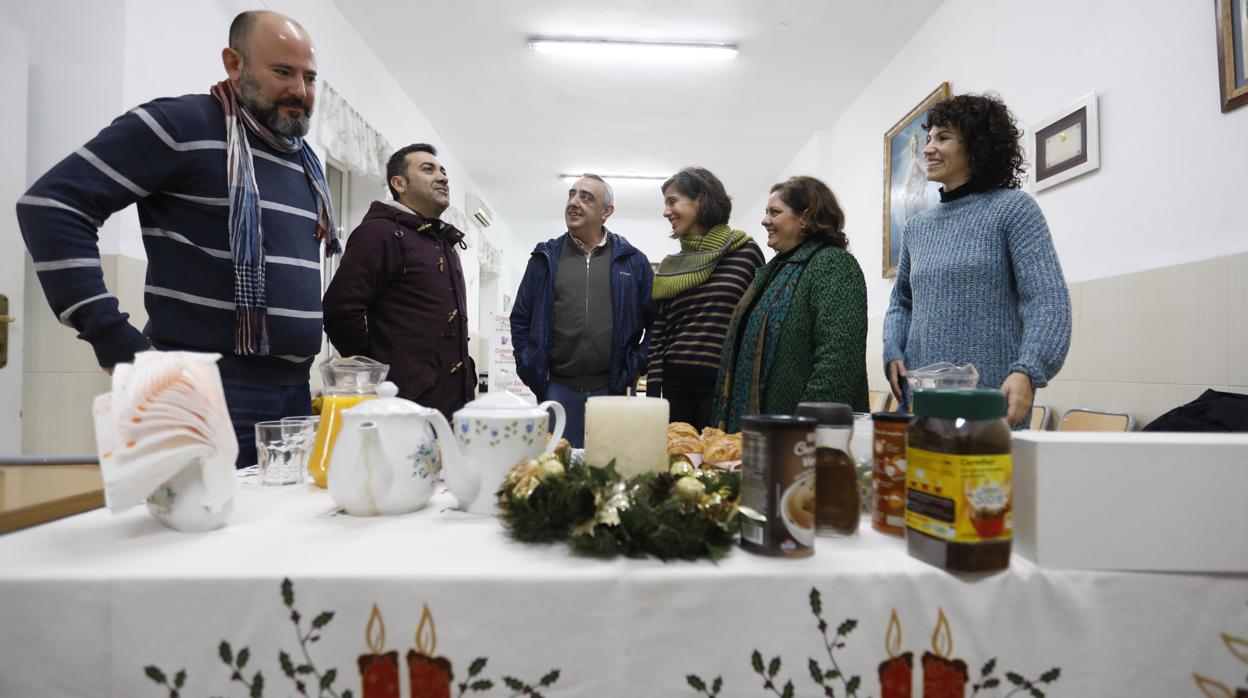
883,186 -> 1071,393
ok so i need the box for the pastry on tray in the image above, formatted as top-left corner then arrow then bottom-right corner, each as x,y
667,421 -> 700,441
667,436 -> 705,457
703,436 -> 742,464
700,426 -> 727,442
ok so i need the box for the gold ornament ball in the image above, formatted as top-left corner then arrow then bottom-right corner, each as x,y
673,476 -> 706,504
669,458 -> 696,477
537,459 -> 565,481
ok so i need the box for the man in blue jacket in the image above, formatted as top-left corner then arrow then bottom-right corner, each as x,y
510,174 -> 654,448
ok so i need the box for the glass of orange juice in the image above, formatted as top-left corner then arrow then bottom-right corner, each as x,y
307,355 -> 389,488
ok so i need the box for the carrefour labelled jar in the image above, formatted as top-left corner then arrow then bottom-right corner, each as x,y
905,389 -> 1012,573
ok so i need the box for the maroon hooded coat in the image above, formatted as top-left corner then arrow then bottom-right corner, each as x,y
323,200 -> 475,418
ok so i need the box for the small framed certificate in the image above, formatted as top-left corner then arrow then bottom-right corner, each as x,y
1031,92 -> 1100,193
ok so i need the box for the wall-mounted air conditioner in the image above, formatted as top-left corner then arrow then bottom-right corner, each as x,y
466,192 -> 493,228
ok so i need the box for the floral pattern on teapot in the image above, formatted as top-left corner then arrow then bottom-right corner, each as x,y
456,418 -> 543,448
409,440 -> 440,480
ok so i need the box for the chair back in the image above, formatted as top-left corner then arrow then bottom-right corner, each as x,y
1057,408 -> 1134,432
1028,405 -> 1049,430
868,390 -> 890,413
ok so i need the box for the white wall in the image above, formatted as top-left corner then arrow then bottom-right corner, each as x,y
761,0 -> 1248,320
4,0 -> 527,284
2,1 -> 128,253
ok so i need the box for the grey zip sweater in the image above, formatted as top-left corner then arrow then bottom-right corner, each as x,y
549,234 -> 613,389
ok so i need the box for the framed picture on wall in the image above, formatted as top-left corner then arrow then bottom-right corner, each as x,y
1031,92 -> 1100,192
1215,0 -> 1248,112
882,82 -> 950,279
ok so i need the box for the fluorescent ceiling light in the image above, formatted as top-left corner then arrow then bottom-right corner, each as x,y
529,37 -> 738,61
559,173 -> 669,186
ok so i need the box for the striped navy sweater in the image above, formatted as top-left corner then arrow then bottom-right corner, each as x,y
16,93 -> 324,384
646,242 -> 765,393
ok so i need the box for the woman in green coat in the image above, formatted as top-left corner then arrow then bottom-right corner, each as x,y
711,176 -> 869,432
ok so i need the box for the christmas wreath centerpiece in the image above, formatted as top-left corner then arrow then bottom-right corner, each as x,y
497,449 -> 741,561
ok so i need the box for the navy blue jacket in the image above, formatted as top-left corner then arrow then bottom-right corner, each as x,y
510,231 -> 654,400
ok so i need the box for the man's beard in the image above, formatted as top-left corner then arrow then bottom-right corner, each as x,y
238,68 -> 311,138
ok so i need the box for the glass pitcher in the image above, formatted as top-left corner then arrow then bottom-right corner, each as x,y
307,355 -> 389,488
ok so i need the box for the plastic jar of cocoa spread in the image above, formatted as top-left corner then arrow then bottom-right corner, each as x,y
905,389 -> 1012,573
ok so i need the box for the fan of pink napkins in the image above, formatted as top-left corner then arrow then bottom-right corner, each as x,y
92,351 -> 238,513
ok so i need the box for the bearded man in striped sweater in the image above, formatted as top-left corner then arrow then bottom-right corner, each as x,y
16,11 -> 338,467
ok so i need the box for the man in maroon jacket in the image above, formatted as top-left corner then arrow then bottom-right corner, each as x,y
322,144 -> 474,417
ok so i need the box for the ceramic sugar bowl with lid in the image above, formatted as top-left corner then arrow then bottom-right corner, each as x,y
443,390 -> 566,516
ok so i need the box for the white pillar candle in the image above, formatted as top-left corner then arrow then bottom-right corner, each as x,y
583,396 -> 670,479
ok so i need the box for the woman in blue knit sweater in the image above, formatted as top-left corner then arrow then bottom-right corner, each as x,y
883,94 -> 1072,426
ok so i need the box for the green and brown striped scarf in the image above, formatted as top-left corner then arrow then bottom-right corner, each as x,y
652,224 -> 752,300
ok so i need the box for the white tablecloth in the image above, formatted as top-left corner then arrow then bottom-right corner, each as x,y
1,476 -> 1245,697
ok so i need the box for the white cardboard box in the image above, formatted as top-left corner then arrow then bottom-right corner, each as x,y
1012,431 -> 1248,573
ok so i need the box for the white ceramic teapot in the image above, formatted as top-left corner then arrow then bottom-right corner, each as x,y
327,382 -> 450,516
442,390 -> 566,516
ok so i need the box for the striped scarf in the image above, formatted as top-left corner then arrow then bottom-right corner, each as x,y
210,80 -> 339,356
652,224 -> 751,300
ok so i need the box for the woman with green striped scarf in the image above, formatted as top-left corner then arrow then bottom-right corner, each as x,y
646,167 -> 764,429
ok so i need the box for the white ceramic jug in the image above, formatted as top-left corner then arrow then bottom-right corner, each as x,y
327,382 -> 450,516
443,390 -> 566,515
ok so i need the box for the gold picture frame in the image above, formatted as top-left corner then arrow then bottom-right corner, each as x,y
1215,0 -> 1248,112
881,82 -> 950,279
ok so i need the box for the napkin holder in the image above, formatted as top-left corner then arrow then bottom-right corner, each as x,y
93,351 -> 239,533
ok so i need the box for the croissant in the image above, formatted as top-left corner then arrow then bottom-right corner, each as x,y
700,426 -> 727,442
667,436 -> 705,457
703,437 -> 742,464
667,422 -> 700,440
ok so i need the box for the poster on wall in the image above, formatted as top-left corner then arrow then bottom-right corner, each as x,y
1215,0 -> 1248,112
489,312 -> 536,403
882,82 -> 950,279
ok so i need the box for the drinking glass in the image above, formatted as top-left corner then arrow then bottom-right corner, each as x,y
256,421 -> 301,486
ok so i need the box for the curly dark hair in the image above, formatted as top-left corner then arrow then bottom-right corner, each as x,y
769,176 -> 849,250
923,93 -> 1027,190
661,166 -> 733,234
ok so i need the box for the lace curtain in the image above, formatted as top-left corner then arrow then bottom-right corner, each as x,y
316,82 -> 392,179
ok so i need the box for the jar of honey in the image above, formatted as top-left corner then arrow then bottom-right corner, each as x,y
307,355 -> 389,488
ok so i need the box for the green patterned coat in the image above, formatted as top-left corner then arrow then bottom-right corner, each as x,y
712,240 -> 869,430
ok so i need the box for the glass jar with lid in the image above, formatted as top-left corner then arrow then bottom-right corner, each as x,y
905,389 -> 1012,573
795,402 -> 860,537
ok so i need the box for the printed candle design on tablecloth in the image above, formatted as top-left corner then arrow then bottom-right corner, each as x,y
1193,631 -> 1248,697
359,603 -> 401,698
879,610 -> 913,698
407,603 -> 453,698
922,610 -> 967,698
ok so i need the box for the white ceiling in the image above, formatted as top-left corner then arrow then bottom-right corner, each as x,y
333,0 -> 945,244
